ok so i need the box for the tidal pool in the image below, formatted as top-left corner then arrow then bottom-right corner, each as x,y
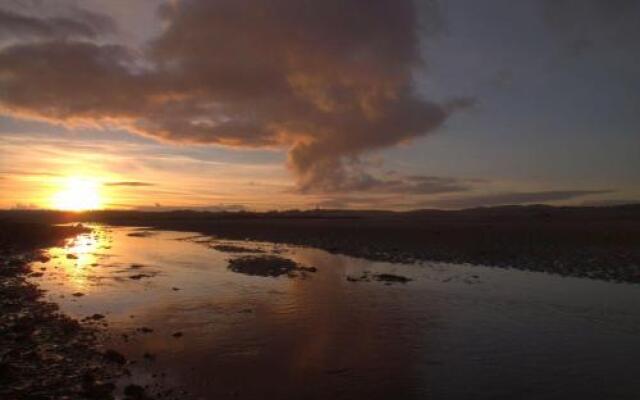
29,226 -> 640,399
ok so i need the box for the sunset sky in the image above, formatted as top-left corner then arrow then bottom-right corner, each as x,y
1,0 -> 638,211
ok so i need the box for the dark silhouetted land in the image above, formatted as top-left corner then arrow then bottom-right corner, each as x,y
2,204 -> 640,283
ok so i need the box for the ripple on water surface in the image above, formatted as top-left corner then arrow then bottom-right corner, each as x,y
29,225 -> 640,400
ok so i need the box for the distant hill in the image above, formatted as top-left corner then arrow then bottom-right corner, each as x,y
2,203 -> 640,224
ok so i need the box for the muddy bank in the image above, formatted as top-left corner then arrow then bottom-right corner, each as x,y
0,222 -> 147,400
0,221 -> 89,253
210,243 -> 265,254
347,271 -> 413,284
228,255 -> 316,277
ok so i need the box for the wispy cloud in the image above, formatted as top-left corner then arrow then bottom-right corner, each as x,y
104,181 -> 154,187
0,169 -> 60,178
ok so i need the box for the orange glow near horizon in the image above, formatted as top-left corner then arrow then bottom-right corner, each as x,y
51,177 -> 104,211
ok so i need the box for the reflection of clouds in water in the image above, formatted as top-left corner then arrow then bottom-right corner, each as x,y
108,250 -> 425,399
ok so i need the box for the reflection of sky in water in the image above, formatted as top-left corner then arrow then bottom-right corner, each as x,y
29,227 -> 640,400
44,229 -> 110,292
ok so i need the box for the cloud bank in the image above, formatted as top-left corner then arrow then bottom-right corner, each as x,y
0,0 -> 471,193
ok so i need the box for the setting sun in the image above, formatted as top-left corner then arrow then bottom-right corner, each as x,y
52,178 -> 103,211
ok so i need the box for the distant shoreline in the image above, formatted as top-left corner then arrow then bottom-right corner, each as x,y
2,204 -> 640,283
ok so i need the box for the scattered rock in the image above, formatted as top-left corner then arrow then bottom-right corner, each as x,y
129,273 -> 154,280
72,292 -> 85,297
81,376 -> 116,399
227,255 -> 316,278
374,273 -> 412,284
325,368 -> 351,375
35,254 -> 51,263
172,331 -> 183,338
346,271 -> 371,282
346,271 -> 411,284
66,254 -> 78,259
103,349 -> 126,365
0,222 -> 129,400
124,384 -> 149,399
137,327 -> 154,334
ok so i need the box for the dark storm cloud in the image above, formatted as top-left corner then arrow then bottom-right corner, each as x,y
104,181 -> 155,187
425,190 -> 613,209
0,0 -> 471,192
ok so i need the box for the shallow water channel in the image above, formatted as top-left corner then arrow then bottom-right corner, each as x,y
29,225 -> 640,399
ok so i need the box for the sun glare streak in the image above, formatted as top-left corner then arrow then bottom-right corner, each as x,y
52,178 -> 103,211
37,227 -> 107,292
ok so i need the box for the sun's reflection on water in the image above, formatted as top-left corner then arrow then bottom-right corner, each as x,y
45,226 -> 109,292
